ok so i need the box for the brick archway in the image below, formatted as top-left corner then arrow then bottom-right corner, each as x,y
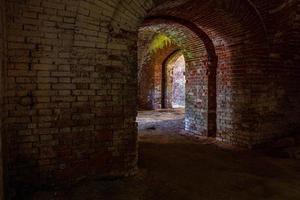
161,50 -> 185,109
140,17 -> 218,137
137,38 -> 180,110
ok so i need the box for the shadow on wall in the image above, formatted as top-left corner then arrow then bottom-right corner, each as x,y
0,0 -> 4,198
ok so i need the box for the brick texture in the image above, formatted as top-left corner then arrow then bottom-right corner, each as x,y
0,0 -> 298,197
146,0 -> 300,146
0,0 -> 5,198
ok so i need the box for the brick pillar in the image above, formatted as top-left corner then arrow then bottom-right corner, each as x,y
207,58 -> 217,137
0,0 -> 5,198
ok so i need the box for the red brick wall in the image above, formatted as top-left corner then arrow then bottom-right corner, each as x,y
134,0 -> 300,146
261,0 -> 300,143
0,0 -> 5,198
147,1 -> 294,146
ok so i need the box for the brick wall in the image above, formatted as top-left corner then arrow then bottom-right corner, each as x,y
259,0 -> 300,144
1,0 -> 300,197
137,0 -> 300,145
146,0 -> 298,146
0,0 -> 5,198
4,0 -> 144,196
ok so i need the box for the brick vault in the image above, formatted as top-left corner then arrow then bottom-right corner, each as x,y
0,0 -> 299,199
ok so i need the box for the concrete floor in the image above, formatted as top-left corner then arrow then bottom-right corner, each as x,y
32,109 -> 300,200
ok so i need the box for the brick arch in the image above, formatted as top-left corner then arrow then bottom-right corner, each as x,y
162,50 -> 185,109
143,16 -> 217,60
139,18 -> 217,137
138,41 -> 179,110
138,45 -> 187,110
145,1 -> 273,146
137,22 -> 209,112
149,0 -> 268,42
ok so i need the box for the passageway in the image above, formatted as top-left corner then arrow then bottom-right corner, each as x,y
1,0 -> 299,198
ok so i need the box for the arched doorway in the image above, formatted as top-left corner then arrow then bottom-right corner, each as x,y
137,18 -> 218,138
162,51 -> 186,109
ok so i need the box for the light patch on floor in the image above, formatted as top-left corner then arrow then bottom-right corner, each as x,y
137,109 -> 185,129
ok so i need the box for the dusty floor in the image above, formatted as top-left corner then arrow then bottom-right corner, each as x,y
31,109 -> 300,200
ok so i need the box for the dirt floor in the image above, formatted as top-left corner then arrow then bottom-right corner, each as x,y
31,109 -> 300,200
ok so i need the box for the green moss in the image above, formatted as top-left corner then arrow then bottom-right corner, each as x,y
149,34 -> 173,54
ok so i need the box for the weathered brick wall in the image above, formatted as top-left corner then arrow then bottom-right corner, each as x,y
5,1 -> 79,194
0,0 -> 5,198
256,0 -> 300,144
3,0 -> 149,196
